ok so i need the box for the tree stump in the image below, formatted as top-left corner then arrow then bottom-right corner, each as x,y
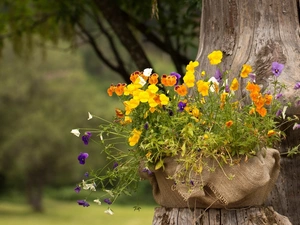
152,207 -> 292,225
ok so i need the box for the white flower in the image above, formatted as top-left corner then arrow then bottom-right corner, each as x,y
282,106 -> 288,119
88,112 -> 93,120
70,129 -> 80,137
143,68 -> 153,77
105,189 -> 115,197
82,180 -> 96,191
138,76 -> 147,86
93,199 -> 101,205
208,77 -> 219,92
104,208 -> 114,215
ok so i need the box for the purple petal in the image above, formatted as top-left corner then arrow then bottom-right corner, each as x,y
104,198 -> 112,205
78,152 -> 89,165
170,72 -> 182,85
214,69 -> 222,82
294,82 -> 300,90
74,186 -> 81,193
77,200 -> 90,207
271,62 -> 284,77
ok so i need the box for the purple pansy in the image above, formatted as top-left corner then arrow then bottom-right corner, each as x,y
170,72 -> 181,85
178,101 -> 187,112
294,82 -> 300,90
104,198 -> 112,205
78,152 -> 89,165
214,69 -> 222,82
74,186 -> 81,193
77,200 -> 90,207
271,62 -> 284,77
82,132 -> 92,145
84,172 -> 89,177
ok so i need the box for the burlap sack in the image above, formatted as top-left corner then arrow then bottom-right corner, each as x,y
140,148 -> 280,208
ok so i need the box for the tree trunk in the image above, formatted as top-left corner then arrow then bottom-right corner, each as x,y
152,207 -> 292,225
153,0 -> 300,224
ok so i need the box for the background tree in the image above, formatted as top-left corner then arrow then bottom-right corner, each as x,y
0,0 -> 200,82
0,43 -> 117,212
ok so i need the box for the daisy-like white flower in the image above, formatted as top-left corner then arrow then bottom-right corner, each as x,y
70,129 -> 80,137
88,112 -> 93,120
143,68 -> 153,77
93,199 -> 101,205
104,208 -> 114,215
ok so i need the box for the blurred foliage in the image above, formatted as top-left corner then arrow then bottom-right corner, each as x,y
0,41 -> 120,193
0,0 -> 201,81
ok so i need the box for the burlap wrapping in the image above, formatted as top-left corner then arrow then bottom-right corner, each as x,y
140,148 -> 280,208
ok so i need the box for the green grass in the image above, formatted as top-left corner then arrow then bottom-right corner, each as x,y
0,198 -> 156,225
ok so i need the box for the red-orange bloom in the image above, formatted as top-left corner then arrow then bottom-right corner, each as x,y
174,84 -> 188,96
130,71 -> 141,83
115,83 -> 126,96
149,73 -> 159,85
107,84 -> 116,96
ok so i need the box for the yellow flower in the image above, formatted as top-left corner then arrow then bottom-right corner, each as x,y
146,152 -> 152,159
183,71 -> 195,87
159,94 -> 169,105
186,61 -> 199,72
147,84 -> 159,94
138,90 -> 150,103
240,64 -> 252,78
207,50 -> 223,65
230,78 -> 239,91
128,129 -> 142,146
127,97 -> 140,109
201,70 -> 206,76
267,130 -> 276,137
196,80 -> 209,96
148,97 -> 158,108
249,107 -> 256,115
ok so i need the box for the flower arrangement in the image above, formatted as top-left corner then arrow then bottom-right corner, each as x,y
71,50 -> 300,213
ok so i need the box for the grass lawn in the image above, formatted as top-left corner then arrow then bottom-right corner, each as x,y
0,198 -> 156,225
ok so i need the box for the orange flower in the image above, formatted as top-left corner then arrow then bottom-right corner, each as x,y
174,84 -> 188,96
225,120 -> 233,127
256,107 -> 267,117
130,71 -> 141,83
107,84 -> 116,96
161,74 -> 168,86
115,83 -> 126,96
149,73 -> 159,85
115,108 -> 124,118
264,94 -> 273,105
246,82 -> 260,93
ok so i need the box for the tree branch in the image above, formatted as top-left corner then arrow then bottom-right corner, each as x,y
92,0 -> 153,73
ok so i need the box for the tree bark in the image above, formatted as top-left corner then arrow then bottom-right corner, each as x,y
152,207 -> 292,225
152,0 -> 300,224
